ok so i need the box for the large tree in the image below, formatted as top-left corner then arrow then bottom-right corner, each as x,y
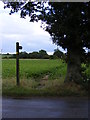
4,2 -> 90,83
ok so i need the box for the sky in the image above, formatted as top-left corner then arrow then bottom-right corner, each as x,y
0,1 -> 66,55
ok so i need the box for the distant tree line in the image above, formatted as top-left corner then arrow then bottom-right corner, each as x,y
2,49 -> 66,60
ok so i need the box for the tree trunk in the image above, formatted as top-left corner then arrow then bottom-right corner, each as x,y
64,48 -> 82,84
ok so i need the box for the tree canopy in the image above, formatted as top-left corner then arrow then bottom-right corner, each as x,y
4,2 -> 89,52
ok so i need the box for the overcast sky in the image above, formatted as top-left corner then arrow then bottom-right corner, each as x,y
0,1 -> 66,55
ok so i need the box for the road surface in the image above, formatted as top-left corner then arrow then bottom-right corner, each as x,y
2,97 -> 88,118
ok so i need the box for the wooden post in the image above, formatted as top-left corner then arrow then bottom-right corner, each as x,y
16,42 -> 19,86
16,42 -> 22,86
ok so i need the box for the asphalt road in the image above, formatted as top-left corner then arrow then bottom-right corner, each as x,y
2,97 -> 88,118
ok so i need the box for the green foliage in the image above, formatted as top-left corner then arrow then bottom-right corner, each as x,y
53,48 -> 64,59
19,51 -> 28,59
81,63 -> 90,90
2,50 -> 51,59
81,63 -> 90,80
2,54 -> 13,59
29,52 -> 39,59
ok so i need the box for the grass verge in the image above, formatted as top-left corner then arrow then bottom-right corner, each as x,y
2,78 -> 88,97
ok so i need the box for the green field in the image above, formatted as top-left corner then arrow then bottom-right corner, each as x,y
2,59 -> 66,79
2,59 -> 88,97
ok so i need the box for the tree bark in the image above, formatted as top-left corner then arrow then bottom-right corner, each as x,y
64,48 -> 82,84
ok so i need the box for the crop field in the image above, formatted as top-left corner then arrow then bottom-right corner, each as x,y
2,59 -> 89,97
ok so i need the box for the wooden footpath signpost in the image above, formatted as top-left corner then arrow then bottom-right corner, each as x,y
16,42 -> 22,86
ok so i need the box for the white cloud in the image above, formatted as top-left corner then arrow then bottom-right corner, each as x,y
47,52 -> 53,55
0,1 -> 66,54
